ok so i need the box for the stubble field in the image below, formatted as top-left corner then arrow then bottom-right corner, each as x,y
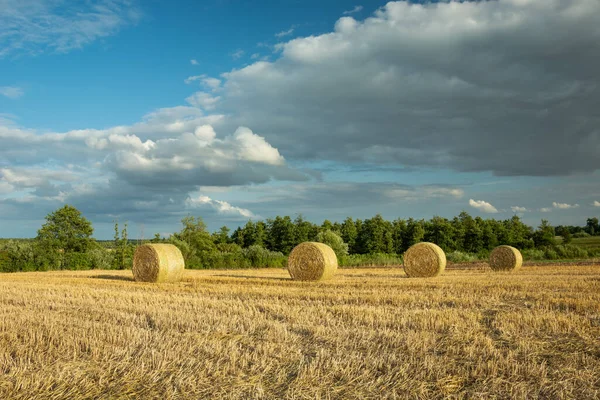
0,265 -> 599,399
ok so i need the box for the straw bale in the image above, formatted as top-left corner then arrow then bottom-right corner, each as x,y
287,242 -> 338,281
132,244 -> 185,283
489,245 -> 522,272
403,242 -> 446,278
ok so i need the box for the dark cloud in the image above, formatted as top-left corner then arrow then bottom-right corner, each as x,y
214,0 -> 600,176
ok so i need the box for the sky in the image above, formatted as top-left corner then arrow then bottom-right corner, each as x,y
1,0 -> 600,239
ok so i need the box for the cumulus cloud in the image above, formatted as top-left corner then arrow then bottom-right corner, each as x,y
343,5 -> 363,15
0,0 -> 140,57
185,92 -> 221,110
0,86 -> 24,99
0,108 -> 306,226
212,0 -> 600,176
540,207 -> 552,213
190,59 -> 199,65
469,199 -> 498,213
593,201 -> 600,207
184,75 -> 221,90
552,201 -> 579,209
511,206 -> 529,213
186,195 -> 257,219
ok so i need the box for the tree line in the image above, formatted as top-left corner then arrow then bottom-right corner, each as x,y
0,205 -> 599,272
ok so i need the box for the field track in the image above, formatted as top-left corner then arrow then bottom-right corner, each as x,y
1,266 -> 599,399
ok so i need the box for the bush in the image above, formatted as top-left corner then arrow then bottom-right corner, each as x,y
62,252 -> 93,270
242,245 -> 286,268
339,253 -> 402,267
543,248 -> 559,260
316,230 -> 349,258
89,247 -> 114,270
573,231 -> 591,238
522,248 -> 545,261
553,245 -> 589,259
446,251 -> 478,263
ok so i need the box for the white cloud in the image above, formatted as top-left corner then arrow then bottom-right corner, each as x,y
343,5 -> 363,15
251,53 -> 260,59
469,199 -> 498,214
190,59 -> 199,65
185,75 -> 221,91
228,127 -> 284,166
186,195 -> 257,219
231,49 -> 245,60
0,86 -> 24,99
275,28 -> 294,38
540,207 -> 552,213
384,185 -> 463,201
0,0 -> 140,57
0,105 -> 306,224
185,92 -> 221,110
552,202 -> 579,209
511,206 -> 529,213
593,201 -> 600,207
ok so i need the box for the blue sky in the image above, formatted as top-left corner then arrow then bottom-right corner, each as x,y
1,0 -> 600,239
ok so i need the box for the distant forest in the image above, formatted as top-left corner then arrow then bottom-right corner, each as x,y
1,205 -> 599,272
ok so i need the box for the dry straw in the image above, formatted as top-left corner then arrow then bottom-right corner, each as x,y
403,242 -> 446,278
489,245 -> 522,272
132,244 -> 185,283
287,242 -> 338,281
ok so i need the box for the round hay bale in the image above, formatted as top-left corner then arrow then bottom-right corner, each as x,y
132,244 -> 185,283
287,242 -> 338,281
403,242 -> 446,278
489,245 -> 522,272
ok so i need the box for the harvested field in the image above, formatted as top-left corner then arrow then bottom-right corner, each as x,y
0,266 -> 599,399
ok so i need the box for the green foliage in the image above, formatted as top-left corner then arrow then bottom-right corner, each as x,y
242,245 -> 286,268
339,253 -> 403,267
112,222 -> 135,270
356,214 -> 394,254
446,251 -> 478,263
573,231 -> 591,238
171,216 -> 216,268
36,205 -> 94,253
533,219 -> 556,247
315,230 -> 348,258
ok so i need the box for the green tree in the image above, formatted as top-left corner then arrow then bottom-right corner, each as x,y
316,230 -> 349,258
266,216 -> 296,254
340,217 -> 358,254
171,216 -> 216,267
37,205 -> 94,253
112,222 -> 135,270
586,217 -> 599,235
357,214 -> 394,254
533,219 -> 556,247
403,218 -> 425,250
212,226 -> 231,245
424,216 -> 456,252
294,215 -> 317,244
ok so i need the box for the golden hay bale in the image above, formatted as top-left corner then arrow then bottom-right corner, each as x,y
132,244 -> 185,283
489,245 -> 523,272
403,242 -> 446,278
287,242 -> 338,281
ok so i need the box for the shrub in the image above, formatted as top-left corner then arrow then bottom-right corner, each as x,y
446,251 -> 478,263
573,231 -> 591,238
522,248 -> 545,261
339,253 -> 402,267
315,230 -> 349,258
